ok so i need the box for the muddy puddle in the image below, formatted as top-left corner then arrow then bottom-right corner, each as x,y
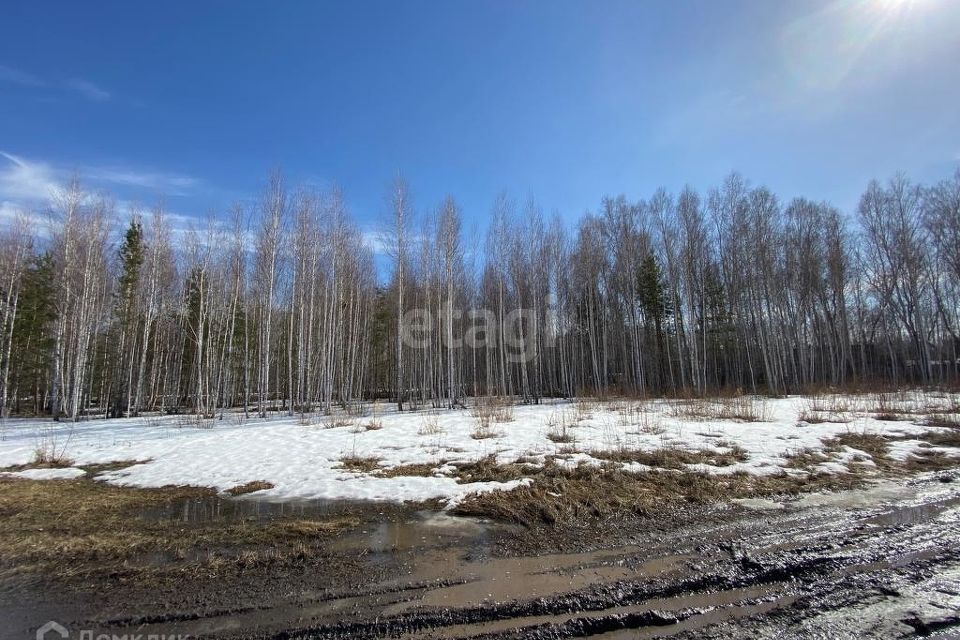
131,492 -> 503,569
138,493 -> 498,545
864,496 -> 960,527
136,493 -> 387,524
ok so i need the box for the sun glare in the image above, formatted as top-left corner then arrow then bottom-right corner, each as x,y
876,0 -> 929,13
780,0 -> 945,91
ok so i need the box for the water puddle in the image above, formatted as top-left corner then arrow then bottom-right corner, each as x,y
330,510 -> 495,554
136,494 -> 387,524
128,492 -> 501,585
864,496 -> 960,527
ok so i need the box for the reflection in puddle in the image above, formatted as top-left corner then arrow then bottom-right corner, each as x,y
135,493 -> 499,566
865,497 -> 960,527
333,511 -> 493,553
137,494 -> 386,524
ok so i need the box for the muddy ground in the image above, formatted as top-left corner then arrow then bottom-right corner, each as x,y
2,469 -> 960,639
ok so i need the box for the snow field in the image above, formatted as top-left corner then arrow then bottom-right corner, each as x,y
0,392 -> 956,504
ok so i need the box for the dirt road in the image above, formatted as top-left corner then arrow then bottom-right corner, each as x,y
3,472 -> 960,639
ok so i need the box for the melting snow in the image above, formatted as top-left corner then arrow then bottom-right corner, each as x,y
0,393 -> 954,504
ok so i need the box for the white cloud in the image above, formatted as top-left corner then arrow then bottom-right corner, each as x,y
0,151 -> 62,201
0,200 -> 55,238
362,230 -> 389,255
0,151 -> 222,248
86,168 -> 200,194
65,78 -> 111,102
0,150 -> 203,211
0,64 -> 45,87
0,63 -> 112,102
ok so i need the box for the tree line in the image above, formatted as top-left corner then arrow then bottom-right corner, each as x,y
0,168 -> 958,420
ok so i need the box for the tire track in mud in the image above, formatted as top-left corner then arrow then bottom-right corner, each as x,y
271,477 -> 960,639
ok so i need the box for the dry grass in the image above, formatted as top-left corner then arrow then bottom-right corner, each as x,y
546,429 -> 576,444
613,401 -> 666,434
669,394 -> 769,422
455,434 -> 960,527
808,394 -> 854,413
363,401 -> 384,431
450,401 -> 960,528
471,423 -> 499,440
30,447 -> 73,468
863,392 -> 900,419
638,405 -> 666,434
297,410 -> 319,426
337,454 -> 381,473
797,410 -> 826,424
321,414 -> 355,429
31,426 -> 74,467
226,480 -> 275,496
470,398 -> 510,439
903,450 -> 958,472
78,459 -> 147,475
377,462 -> 439,478
714,395 -> 770,421
795,426 -> 960,472
822,431 -> 891,461
855,390 -> 960,420
784,447 -> 833,470
545,408 -> 576,443
574,397 -> 596,421
0,477 -> 358,581
916,429 -> 960,448
175,414 -> 216,429
452,454 -> 532,484
923,414 -> 960,429
470,396 -> 514,439
471,395 -> 515,422
798,396 -> 854,424
794,389 -> 960,429
874,412 -> 902,422
343,400 -> 369,417
418,412 -> 443,436
452,463 -> 859,527
591,445 -> 749,470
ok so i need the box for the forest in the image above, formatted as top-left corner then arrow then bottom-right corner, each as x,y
0,169 -> 958,421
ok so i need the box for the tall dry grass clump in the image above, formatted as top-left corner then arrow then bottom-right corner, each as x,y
545,408 -> 576,443
798,395 -> 853,424
470,396 -> 514,439
418,410 -> 443,436
32,426 -> 74,467
669,393 -> 770,422
363,400 -> 384,431
471,396 -> 514,423
574,396 -> 596,421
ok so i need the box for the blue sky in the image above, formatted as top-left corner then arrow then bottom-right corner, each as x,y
1,0 -> 958,238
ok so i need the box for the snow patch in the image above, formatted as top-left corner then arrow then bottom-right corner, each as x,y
1,467 -> 87,480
